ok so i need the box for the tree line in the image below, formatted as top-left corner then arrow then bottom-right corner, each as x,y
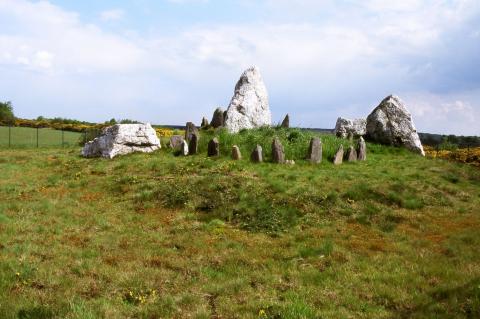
0,101 -> 140,132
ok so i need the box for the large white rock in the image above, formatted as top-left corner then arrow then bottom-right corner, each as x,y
224,66 -> 271,133
334,118 -> 366,138
82,123 -> 161,159
366,95 -> 425,156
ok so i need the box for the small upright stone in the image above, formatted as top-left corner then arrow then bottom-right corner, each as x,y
185,122 -> 198,142
208,138 -> 220,157
201,117 -> 209,128
285,159 -> 295,165
223,110 -> 228,126
271,137 -> 285,164
333,145 -> 344,165
211,107 -> 225,128
169,135 -> 184,149
357,137 -> 367,161
180,140 -> 189,156
281,114 -> 290,128
346,146 -> 357,162
251,145 -> 263,163
307,137 -> 322,164
231,145 -> 242,160
189,133 -> 199,155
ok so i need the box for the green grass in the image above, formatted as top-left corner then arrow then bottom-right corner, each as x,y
0,127 -> 479,318
0,126 -> 81,147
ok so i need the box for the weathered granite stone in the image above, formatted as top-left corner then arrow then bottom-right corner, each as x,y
281,114 -> 290,128
185,122 -> 198,142
231,145 -> 242,160
82,123 -> 160,159
208,138 -> 220,157
201,117 -> 209,128
224,66 -> 272,133
347,132 -> 354,142
180,140 -> 189,156
366,95 -> 425,155
307,137 -> 322,164
285,160 -> 295,165
333,144 -> 344,165
211,107 -> 225,128
335,117 -> 367,139
251,145 -> 263,163
346,146 -> 357,162
272,138 -> 285,164
189,133 -> 199,155
169,135 -> 184,149
357,137 -> 367,161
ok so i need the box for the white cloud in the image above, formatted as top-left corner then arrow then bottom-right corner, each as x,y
100,9 -> 124,22
33,50 -> 54,69
0,0 -> 143,73
0,0 -> 478,135
404,90 -> 480,135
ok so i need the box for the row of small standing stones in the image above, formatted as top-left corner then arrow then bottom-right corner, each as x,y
176,122 -> 366,165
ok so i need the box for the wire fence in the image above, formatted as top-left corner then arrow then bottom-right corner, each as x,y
0,126 -> 102,148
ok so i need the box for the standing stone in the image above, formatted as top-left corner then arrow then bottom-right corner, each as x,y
208,138 -> 220,157
333,145 -> 344,165
169,135 -> 184,149
223,110 -> 228,126
346,146 -> 357,162
185,122 -> 198,143
307,137 -> 322,164
201,117 -> 209,128
347,132 -> 354,142
82,123 -> 160,159
334,118 -> 367,139
189,133 -> 199,155
231,145 -> 242,160
224,66 -> 272,133
180,140 -> 189,156
251,145 -> 263,163
271,138 -> 285,164
211,108 -> 225,128
357,137 -> 367,161
366,95 -> 425,155
285,160 -> 295,165
281,114 -> 290,128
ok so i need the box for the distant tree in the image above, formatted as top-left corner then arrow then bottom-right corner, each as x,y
0,101 -> 15,125
36,116 -> 45,121
106,118 -> 117,125
120,119 -> 140,124
439,137 -> 458,151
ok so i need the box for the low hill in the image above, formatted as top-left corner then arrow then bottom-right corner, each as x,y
0,128 -> 479,318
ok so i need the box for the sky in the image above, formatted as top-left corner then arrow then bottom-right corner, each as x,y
0,0 -> 479,135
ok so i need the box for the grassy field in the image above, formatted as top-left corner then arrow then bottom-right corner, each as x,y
0,127 -> 479,318
0,126 -> 81,147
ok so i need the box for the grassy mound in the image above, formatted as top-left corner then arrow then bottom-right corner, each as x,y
0,128 -> 479,318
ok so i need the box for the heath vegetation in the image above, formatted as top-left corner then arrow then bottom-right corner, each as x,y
1,127 -> 479,318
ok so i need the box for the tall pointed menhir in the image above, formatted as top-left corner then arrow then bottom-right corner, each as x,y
224,66 -> 272,133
